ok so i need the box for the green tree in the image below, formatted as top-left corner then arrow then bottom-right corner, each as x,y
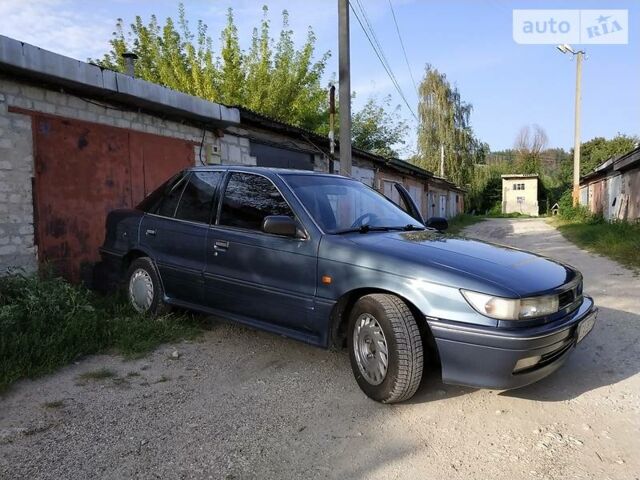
94,4 -> 330,132
577,134 -> 639,176
351,95 -> 408,158
414,64 -> 479,187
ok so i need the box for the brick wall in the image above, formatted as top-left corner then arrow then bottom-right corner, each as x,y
0,75 -> 252,274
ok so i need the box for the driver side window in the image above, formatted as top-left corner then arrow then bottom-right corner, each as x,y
219,172 -> 294,232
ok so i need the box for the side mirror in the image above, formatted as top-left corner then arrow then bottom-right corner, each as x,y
425,216 -> 448,232
262,215 -> 298,237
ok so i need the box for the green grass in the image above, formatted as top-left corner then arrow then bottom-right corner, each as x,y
0,273 -> 205,392
78,367 -> 117,381
446,214 -> 486,235
550,218 -> 640,271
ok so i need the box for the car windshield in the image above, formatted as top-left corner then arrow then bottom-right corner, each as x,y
284,174 -> 424,234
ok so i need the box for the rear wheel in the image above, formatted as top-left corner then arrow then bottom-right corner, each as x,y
125,257 -> 169,316
348,294 -> 424,403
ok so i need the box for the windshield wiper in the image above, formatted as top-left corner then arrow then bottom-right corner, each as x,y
402,224 -> 426,231
334,224 -> 422,235
334,225 -> 397,234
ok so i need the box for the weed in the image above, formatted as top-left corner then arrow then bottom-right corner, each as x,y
78,368 -> 117,381
551,217 -> 640,271
0,274 -> 204,391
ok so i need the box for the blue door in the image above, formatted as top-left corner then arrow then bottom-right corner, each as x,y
139,171 -> 223,304
204,172 -> 318,334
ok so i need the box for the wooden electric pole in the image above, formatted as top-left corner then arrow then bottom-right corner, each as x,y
338,0 -> 352,177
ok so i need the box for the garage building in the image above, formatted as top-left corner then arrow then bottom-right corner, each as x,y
0,35 -> 464,282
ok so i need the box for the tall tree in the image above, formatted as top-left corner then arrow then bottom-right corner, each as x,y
94,4 -> 330,132
414,65 -> 479,187
513,124 -> 548,174
351,95 -> 408,158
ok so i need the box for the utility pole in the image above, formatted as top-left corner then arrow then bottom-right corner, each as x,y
439,144 -> 445,177
572,51 -> 583,206
328,84 -> 336,173
556,44 -> 584,207
338,0 -> 352,177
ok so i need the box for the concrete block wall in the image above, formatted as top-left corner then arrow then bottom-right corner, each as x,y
0,75 -> 249,274
0,87 -> 36,272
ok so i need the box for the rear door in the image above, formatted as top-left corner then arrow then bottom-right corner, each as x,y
139,171 -> 223,304
203,172 -> 318,333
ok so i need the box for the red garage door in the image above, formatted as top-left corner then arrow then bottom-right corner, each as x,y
33,115 -> 194,282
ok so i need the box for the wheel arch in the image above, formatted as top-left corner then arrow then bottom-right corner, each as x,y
329,288 -> 440,364
122,248 -> 152,271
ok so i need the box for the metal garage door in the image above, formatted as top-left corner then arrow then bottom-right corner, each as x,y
251,142 -> 314,170
33,115 -> 194,282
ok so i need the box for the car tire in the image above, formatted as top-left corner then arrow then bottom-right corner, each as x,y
348,293 -> 424,403
125,257 -> 169,316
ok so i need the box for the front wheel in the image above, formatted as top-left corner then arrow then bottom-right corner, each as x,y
348,294 -> 424,403
125,257 -> 169,316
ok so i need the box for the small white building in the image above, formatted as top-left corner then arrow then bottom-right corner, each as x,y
501,174 -> 539,216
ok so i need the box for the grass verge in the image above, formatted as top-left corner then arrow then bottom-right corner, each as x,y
447,214 -> 487,235
550,218 -> 640,271
0,273 -> 204,392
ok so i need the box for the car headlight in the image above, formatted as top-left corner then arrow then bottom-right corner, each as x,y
461,290 -> 559,320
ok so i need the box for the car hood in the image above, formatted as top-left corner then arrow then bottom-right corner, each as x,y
342,230 -> 578,297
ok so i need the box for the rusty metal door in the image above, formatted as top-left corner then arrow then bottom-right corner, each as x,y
33,115 -> 194,282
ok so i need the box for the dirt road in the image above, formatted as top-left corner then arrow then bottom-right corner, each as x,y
1,218 -> 639,479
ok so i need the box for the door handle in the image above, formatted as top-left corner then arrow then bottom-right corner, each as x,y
145,229 -> 156,236
213,239 -> 229,250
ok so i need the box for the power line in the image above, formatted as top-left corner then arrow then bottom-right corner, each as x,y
349,0 -> 418,122
353,0 -> 413,118
387,0 -> 418,96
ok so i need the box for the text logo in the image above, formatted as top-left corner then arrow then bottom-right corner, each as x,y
513,10 -> 628,45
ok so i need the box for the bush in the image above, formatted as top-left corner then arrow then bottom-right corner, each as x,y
557,190 -> 603,224
488,204 -> 502,216
0,273 -> 203,391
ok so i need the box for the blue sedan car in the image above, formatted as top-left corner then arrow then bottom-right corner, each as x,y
100,166 -> 597,403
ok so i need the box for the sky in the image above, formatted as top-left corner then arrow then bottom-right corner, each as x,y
0,0 -> 638,154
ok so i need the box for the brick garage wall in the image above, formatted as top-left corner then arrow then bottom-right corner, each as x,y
0,75 -> 250,274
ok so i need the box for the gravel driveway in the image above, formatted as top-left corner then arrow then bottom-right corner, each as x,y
1,218 -> 639,479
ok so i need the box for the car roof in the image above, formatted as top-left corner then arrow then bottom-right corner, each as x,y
189,165 -> 349,179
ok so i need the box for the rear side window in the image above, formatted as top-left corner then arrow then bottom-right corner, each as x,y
156,174 -> 189,217
219,172 -> 294,231
137,172 -> 184,213
174,171 -> 223,224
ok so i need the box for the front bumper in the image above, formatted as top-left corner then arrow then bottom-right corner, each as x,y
430,296 -> 597,390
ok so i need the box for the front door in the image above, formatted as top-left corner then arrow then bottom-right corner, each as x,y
204,172 -> 318,333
